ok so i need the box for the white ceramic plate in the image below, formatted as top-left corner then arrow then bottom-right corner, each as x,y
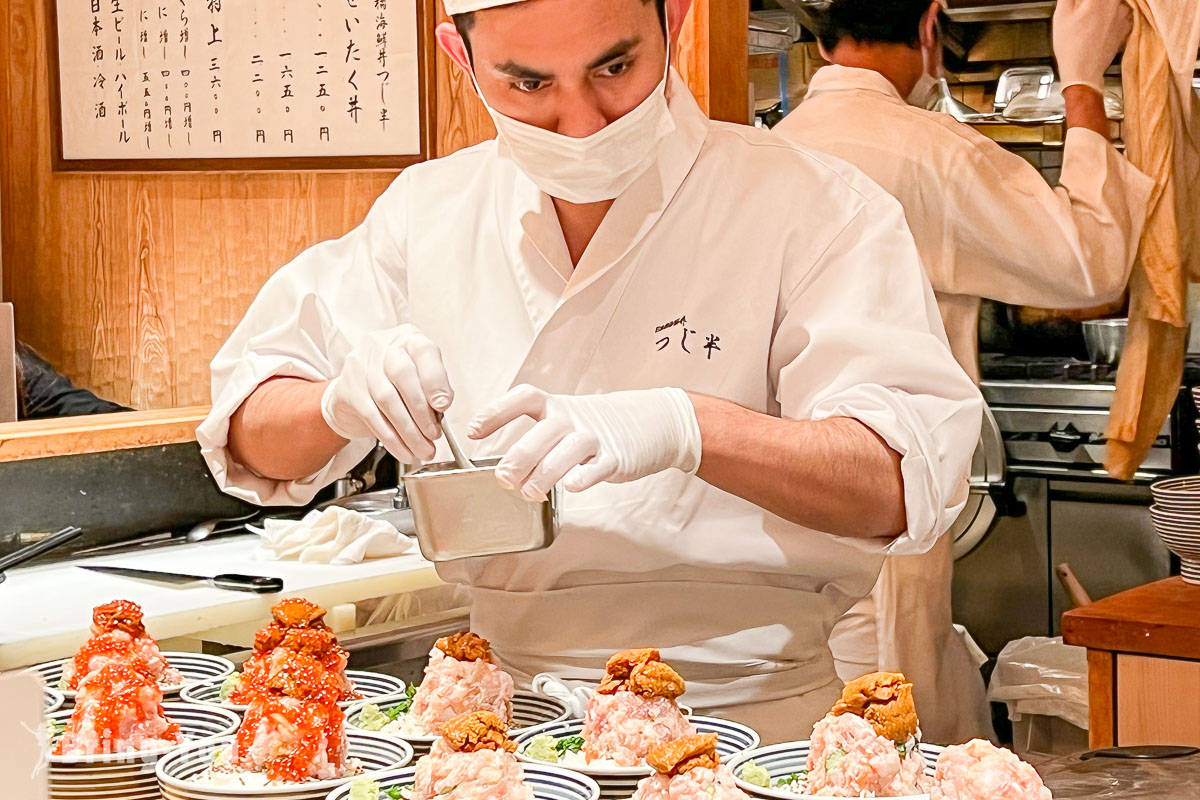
346,690 -> 572,756
45,702 -> 240,800
323,763 -> 602,800
725,740 -> 944,800
35,652 -> 236,699
155,731 -> 413,800
181,669 -> 408,713
513,716 -> 759,800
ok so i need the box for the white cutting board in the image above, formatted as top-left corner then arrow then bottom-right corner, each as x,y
0,537 -> 440,670
0,669 -> 49,800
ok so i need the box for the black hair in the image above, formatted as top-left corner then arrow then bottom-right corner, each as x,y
816,0 -> 933,52
454,0 -> 667,58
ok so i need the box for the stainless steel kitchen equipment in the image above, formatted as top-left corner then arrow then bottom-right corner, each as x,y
401,458 -> 559,562
0,526 -> 84,584
1081,318 -> 1128,365
78,564 -> 284,593
951,356 -> 1199,655
994,67 -> 1057,111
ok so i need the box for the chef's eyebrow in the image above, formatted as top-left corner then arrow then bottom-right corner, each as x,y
494,61 -> 553,81
587,38 -> 643,70
492,37 -> 643,82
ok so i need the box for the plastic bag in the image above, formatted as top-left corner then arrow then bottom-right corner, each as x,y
987,636 -> 1089,731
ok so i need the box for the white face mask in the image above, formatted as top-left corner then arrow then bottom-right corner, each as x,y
906,17 -> 941,108
906,72 -> 938,108
469,16 -> 675,204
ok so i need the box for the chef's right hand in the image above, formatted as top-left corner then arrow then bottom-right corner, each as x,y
1053,0 -> 1133,94
320,324 -> 452,463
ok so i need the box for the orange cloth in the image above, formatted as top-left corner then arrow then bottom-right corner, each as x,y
1105,0 -> 1200,479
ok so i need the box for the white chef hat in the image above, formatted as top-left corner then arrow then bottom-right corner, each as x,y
443,0 -> 527,14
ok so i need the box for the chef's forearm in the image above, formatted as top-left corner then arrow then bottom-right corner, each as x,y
228,377 -> 349,480
1063,85 -> 1109,139
689,394 -> 906,538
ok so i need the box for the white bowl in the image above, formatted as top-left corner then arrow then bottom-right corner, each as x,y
725,740 -> 944,800
155,731 -> 414,800
1150,476 -> 1200,501
34,653 -> 236,700
46,702 -> 240,800
1147,508 -> 1200,585
323,763 -> 601,800
181,670 -> 408,713
512,716 -> 760,800
346,690 -> 572,756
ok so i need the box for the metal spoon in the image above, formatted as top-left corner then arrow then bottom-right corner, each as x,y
439,416 -> 474,471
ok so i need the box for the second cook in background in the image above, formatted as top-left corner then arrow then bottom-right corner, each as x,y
197,0 -> 982,741
774,0 -> 1154,742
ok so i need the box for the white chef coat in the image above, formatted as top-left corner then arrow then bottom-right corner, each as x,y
774,65 -> 1154,743
198,70 -> 983,743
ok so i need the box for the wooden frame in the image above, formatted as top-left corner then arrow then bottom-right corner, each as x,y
46,0 -> 438,173
0,407 -> 207,462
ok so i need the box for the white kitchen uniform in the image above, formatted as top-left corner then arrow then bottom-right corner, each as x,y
198,71 -> 983,743
775,65 -> 1154,743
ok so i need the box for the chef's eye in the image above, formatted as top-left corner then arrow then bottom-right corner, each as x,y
513,79 -> 546,93
599,60 -> 632,78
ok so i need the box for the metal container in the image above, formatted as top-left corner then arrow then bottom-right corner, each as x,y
401,458 -> 559,562
1081,318 -> 1128,365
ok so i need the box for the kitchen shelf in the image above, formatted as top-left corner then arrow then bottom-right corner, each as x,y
944,1 -> 1055,23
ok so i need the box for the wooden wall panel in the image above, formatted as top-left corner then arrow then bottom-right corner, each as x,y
1,0 -> 744,412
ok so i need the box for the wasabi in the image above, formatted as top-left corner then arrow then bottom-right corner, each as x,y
739,761 -> 771,788
349,778 -> 381,800
355,703 -> 390,732
524,734 -> 560,763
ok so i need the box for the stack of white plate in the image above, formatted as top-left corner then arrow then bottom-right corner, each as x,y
47,702 -> 240,800
1149,476 -> 1200,584
346,690 -> 572,756
155,731 -> 413,800
323,763 -> 601,800
513,716 -> 760,800
34,653 -> 236,701
181,670 -> 407,713
726,740 -> 945,800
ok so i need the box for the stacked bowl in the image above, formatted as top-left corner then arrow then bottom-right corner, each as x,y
1149,475 -> 1200,584
46,703 -> 240,800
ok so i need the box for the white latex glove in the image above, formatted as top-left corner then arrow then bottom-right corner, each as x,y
468,385 -> 702,500
1053,0 -> 1133,94
321,324 -> 452,463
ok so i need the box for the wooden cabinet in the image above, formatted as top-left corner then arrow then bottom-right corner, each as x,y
1063,577 -> 1200,748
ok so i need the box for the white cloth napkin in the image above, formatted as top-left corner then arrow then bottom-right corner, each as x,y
531,673 -> 595,719
250,506 -> 416,565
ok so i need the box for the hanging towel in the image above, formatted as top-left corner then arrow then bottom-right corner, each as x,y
1105,0 -> 1200,479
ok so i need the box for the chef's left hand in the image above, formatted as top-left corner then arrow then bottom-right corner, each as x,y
468,385 -> 702,500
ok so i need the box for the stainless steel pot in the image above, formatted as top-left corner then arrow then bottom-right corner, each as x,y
401,458 -> 559,562
1081,318 -> 1128,365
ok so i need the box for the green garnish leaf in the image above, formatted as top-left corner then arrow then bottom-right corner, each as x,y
384,787 -> 411,800
384,684 -> 420,719
555,736 -> 585,753
774,772 -> 806,788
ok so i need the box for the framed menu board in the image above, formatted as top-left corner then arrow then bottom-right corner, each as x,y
48,0 -> 435,171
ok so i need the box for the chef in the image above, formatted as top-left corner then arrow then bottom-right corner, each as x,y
197,0 -> 982,741
773,0 -> 1154,742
